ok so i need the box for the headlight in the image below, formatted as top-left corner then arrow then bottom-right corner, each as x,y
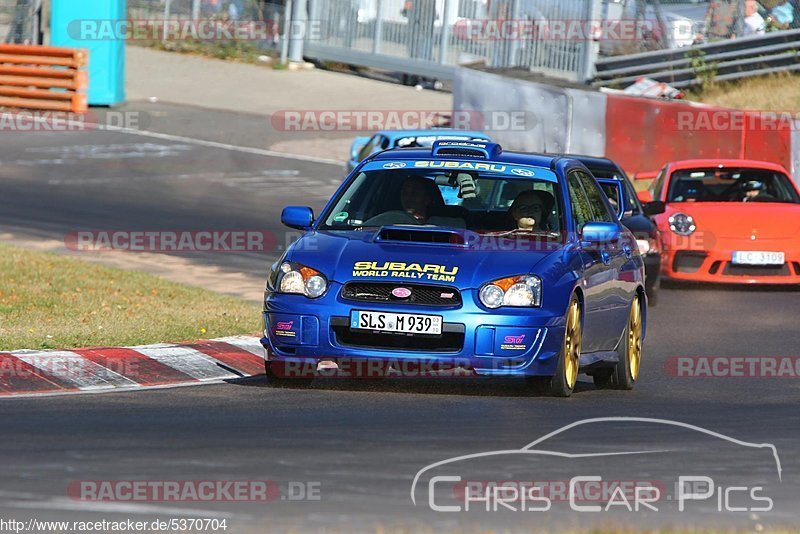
636,238 -> 659,255
479,275 -> 541,309
276,262 -> 328,298
668,213 -> 696,236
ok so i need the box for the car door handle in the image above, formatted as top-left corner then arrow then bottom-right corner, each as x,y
600,251 -> 611,265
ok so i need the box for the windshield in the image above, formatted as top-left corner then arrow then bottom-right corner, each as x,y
667,168 -> 800,203
320,168 -> 564,235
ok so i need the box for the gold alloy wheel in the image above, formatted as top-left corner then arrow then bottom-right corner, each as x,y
628,297 -> 643,381
563,299 -> 582,389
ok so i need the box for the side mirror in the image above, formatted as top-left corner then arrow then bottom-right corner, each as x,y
643,200 -> 666,217
281,206 -> 314,230
350,136 -> 371,161
637,189 -> 653,203
581,222 -> 621,243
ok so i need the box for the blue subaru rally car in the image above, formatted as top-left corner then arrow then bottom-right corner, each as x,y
262,141 -> 646,396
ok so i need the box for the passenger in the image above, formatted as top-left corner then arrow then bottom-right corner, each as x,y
400,176 -> 435,223
509,190 -> 555,231
769,0 -> 795,29
743,0 -> 766,35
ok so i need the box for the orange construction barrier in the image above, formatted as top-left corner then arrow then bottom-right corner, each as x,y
0,44 -> 88,113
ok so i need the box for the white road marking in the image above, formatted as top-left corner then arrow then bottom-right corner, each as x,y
12,350 -> 139,390
6,497 -> 242,518
134,345 -> 239,381
0,337 -> 263,398
212,336 -> 265,358
100,124 -> 345,166
44,170 -> 307,186
14,143 -> 194,165
25,143 -> 194,155
0,380 -> 229,400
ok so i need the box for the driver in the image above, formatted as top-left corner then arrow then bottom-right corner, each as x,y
741,180 -> 774,202
400,175 -> 435,223
509,190 -> 554,231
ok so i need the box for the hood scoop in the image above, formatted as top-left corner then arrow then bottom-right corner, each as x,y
376,226 -> 466,246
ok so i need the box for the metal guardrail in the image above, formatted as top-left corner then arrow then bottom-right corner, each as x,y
594,28 -> 800,89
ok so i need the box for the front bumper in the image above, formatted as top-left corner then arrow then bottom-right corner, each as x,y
262,284 -> 570,377
662,238 -> 800,284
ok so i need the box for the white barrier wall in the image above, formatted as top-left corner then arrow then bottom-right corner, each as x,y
453,67 -> 607,157
455,67 -> 800,187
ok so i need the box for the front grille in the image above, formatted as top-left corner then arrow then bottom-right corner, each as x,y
673,251 -> 707,273
341,282 -> 462,306
332,326 -> 464,352
722,262 -> 791,277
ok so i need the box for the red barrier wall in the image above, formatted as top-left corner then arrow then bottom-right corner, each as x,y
605,93 -> 793,176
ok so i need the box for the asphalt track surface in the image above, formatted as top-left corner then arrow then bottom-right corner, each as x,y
1,103 -> 799,532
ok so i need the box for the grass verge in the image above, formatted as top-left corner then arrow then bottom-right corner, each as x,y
0,244 -> 261,351
135,40 -> 279,66
686,72 -> 800,111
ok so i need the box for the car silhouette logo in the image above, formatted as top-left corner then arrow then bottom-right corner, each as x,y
392,287 -> 412,298
383,162 -> 407,169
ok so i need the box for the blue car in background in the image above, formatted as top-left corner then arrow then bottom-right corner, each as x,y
571,155 -> 666,306
346,129 -> 491,174
264,141 -> 646,397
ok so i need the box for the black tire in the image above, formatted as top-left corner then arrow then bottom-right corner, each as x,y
612,295 -> 643,390
530,295 -> 582,398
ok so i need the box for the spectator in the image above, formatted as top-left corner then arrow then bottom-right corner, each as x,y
228,0 -> 245,21
769,0 -> 795,29
404,0 -> 436,60
743,0 -> 765,35
704,0 -> 738,40
401,0 -> 437,87
204,0 -> 223,15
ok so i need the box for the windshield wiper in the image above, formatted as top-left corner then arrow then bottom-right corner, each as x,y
483,229 -> 561,239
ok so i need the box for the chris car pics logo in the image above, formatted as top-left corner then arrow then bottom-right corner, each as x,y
410,417 -> 781,514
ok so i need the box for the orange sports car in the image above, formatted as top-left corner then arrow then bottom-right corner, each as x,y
638,159 -> 800,284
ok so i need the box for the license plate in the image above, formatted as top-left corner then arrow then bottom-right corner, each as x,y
732,251 -> 785,266
350,310 -> 443,335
